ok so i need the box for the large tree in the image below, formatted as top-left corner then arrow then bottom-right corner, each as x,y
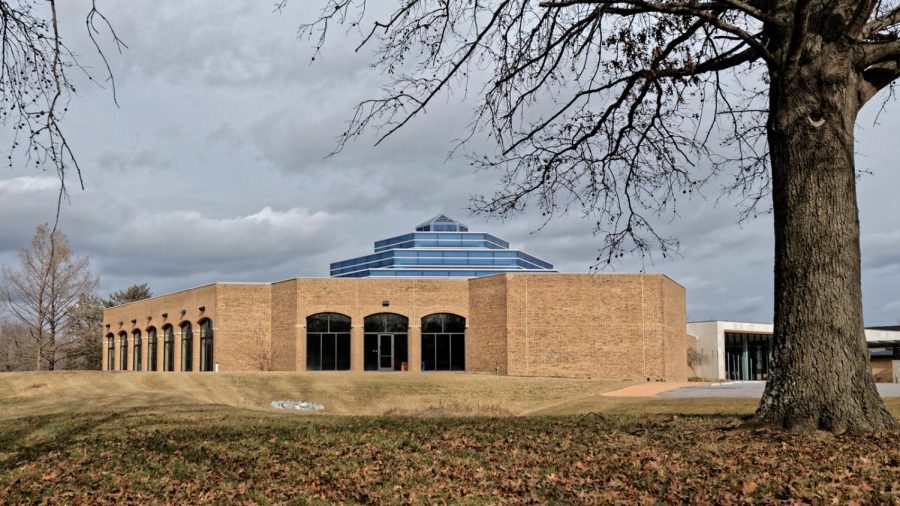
1,224 -> 98,370
298,1 -> 900,432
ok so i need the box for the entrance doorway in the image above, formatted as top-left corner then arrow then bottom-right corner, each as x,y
724,332 -> 773,380
378,334 -> 395,371
364,313 -> 409,371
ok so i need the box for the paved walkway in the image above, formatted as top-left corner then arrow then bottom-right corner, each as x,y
659,381 -> 900,398
601,382 -> 702,397
603,381 -> 900,398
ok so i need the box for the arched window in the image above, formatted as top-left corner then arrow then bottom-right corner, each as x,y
199,319 -> 214,372
306,313 -> 351,371
421,313 -> 466,371
132,329 -> 142,371
119,332 -> 128,371
106,334 -> 115,371
147,327 -> 158,372
363,313 -> 408,371
180,322 -> 193,371
163,325 -> 175,372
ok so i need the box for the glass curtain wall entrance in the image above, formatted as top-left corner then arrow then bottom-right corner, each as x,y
421,313 -> 465,371
724,332 -> 773,380
364,313 -> 408,371
306,313 -> 351,371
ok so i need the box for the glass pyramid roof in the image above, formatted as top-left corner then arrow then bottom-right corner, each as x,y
415,215 -> 468,232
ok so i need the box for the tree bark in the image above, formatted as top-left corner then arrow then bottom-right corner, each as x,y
755,50 -> 898,433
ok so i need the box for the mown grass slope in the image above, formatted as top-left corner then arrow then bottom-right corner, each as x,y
0,371 -> 637,418
1,372 -> 898,503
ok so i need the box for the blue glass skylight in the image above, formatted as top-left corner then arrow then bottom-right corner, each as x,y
330,215 -> 555,278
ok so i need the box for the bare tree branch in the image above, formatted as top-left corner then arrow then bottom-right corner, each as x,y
0,0 -> 122,224
864,4 -> 900,37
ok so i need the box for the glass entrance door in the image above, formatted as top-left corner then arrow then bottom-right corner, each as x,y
378,334 -> 393,371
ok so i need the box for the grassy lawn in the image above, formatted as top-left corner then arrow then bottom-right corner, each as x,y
0,371 -> 634,419
0,372 -> 898,503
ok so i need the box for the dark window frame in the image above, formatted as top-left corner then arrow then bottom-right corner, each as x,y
119,332 -> 128,371
180,322 -> 193,372
147,327 -> 158,372
421,313 -> 466,371
106,334 -> 115,371
132,329 -> 142,371
163,325 -> 175,372
306,313 -> 351,371
199,319 -> 214,372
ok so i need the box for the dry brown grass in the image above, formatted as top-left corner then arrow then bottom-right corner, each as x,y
2,371 -> 897,420
0,371 -> 630,419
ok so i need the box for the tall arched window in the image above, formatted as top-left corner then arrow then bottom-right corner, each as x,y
363,313 -> 408,371
199,319 -> 214,372
119,332 -> 128,371
180,322 -> 193,372
163,325 -> 175,372
106,333 -> 115,371
306,313 -> 351,371
421,313 -> 466,371
147,327 -> 158,372
132,329 -> 142,371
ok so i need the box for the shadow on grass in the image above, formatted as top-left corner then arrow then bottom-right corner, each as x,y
0,411 -> 123,471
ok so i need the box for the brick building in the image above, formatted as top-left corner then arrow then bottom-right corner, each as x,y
101,216 -> 691,380
102,273 -> 690,380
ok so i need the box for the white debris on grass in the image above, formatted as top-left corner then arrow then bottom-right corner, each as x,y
271,400 -> 325,411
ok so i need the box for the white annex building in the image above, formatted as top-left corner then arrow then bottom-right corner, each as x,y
687,321 -> 900,383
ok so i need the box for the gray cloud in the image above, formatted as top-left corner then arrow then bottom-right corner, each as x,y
0,0 -> 896,325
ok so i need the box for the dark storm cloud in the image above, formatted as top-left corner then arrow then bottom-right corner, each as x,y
0,1 -> 896,324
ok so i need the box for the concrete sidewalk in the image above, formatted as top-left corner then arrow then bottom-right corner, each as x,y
658,381 -> 900,398
601,382 -> 703,397
603,381 -> 900,398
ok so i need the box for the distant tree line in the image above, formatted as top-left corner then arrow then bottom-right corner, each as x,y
0,226 -> 150,371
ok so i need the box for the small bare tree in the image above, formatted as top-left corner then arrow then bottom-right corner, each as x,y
687,347 -> 703,378
297,0 -> 900,433
0,318 -> 30,371
1,224 -> 98,370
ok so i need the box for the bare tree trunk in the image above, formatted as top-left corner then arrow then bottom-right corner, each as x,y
756,53 -> 897,433
35,338 -> 42,371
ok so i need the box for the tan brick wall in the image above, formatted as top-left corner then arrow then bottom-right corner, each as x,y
271,279 -> 299,371
216,284 -> 272,372
661,276 -> 690,381
468,275 -> 509,374
102,284 -> 217,372
293,278 -> 468,372
499,273 -> 689,381
101,273 -> 687,379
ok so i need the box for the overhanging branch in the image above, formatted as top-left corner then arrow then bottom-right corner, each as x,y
539,0 -> 777,65
864,5 -> 900,37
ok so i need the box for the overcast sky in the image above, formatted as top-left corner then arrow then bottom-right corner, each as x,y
1,1 -> 898,325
